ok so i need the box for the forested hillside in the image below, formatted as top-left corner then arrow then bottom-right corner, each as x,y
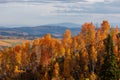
0,20 -> 120,80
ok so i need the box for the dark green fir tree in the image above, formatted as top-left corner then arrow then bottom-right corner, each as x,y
99,35 -> 120,80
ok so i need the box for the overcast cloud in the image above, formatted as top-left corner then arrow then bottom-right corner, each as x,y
0,0 -> 120,27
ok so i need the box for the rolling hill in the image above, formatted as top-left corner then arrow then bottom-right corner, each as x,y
0,25 -> 81,39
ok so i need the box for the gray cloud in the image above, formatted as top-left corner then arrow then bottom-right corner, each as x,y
0,0 -> 120,26
0,0 -> 83,3
0,0 -> 114,3
53,0 -> 120,14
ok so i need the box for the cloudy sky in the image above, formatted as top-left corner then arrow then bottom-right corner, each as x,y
0,0 -> 120,27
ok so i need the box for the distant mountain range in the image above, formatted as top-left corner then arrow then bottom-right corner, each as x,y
0,23 -> 81,39
48,23 -> 81,28
0,22 -> 119,39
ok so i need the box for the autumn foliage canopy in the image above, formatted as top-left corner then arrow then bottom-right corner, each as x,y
0,20 -> 120,80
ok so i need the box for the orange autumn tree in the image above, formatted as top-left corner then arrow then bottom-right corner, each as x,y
81,23 -> 97,73
62,29 -> 72,49
39,34 -> 52,67
76,34 -> 89,78
14,45 -> 21,65
52,62 -> 61,80
39,33 -> 61,67
21,41 -> 31,70
81,22 -> 96,45
111,26 -> 119,56
100,20 -> 110,40
0,20 -> 119,80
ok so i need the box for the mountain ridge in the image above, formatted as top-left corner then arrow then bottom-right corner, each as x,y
0,25 -> 81,39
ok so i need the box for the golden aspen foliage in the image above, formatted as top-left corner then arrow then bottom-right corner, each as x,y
14,45 -> 21,52
81,22 -> 96,44
91,45 -> 97,62
58,45 -> 65,57
63,29 -> 71,39
53,62 -> 60,77
62,29 -> 72,49
15,50 -> 22,64
0,20 -> 119,80
45,33 -> 52,40
14,66 -> 24,73
114,45 -> 119,56
40,49 -> 51,67
100,20 -> 110,40
33,38 -> 39,46
89,72 -> 97,80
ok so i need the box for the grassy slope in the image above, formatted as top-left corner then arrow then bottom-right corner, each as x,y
0,39 -> 27,47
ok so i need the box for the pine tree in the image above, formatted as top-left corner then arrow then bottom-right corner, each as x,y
99,35 -> 120,80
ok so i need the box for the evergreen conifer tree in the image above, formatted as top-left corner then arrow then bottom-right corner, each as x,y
99,35 -> 120,80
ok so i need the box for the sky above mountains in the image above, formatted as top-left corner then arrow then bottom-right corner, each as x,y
0,0 -> 120,27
